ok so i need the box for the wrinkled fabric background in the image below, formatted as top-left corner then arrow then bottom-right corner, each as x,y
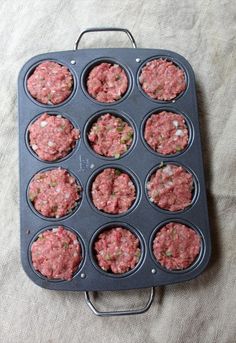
0,1 -> 235,342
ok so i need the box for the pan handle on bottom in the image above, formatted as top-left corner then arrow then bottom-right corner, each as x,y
84,287 -> 155,317
74,27 -> 137,50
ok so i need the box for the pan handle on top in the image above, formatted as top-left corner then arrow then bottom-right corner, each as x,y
74,27 -> 137,50
84,287 -> 155,317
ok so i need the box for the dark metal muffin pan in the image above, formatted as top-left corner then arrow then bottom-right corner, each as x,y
18,28 -> 211,300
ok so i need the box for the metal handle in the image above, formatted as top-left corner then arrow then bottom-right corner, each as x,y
84,287 -> 155,317
74,27 -> 137,50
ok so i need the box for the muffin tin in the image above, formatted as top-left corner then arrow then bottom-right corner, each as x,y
18,28 -> 211,315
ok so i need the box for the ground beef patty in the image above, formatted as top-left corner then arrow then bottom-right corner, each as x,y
94,227 -> 141,273
27,61 -> 73,105
147,164 -> 193,211
29,168 -> 81,218
144,111 -> 188,155
29,113 -> 80,161
88,113 -> 133,157
139,59 -> 186,101
153,222 -> 201,270
91,168 -> 136,214
86,62 -> 128,102
31,226 -> 82,280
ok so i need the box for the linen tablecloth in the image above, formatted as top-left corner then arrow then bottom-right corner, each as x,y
0,1 -> 235,342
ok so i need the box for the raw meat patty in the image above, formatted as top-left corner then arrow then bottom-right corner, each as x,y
27,61 -> 73,105
31,226 -> 82,280
144,111 -> 188,155
91,168 -> 136,214
153,222 -> 201,270
139,59 -> 186,100
29,168 -> 81,218
87,62 -> 128,102
94,227 -> 141,273
88,113 -> 133,157
147,164 -> 193,211
29,113 -> 80,161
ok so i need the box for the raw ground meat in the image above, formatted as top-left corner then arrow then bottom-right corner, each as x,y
94,227 -> 141,273
86,62 -> 128,102
28,168 -> 81,218
139,59 -> 186,101
27,61 -> 73,105
88,113 -> 133,157
152,222 -> 201,270
31,226 -> 82,280
29,113 -> 80,161
147,164 -> 193,211
91,168 -> 136,214
144,111 -> 189,155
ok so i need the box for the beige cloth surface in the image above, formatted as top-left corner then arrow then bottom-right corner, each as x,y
0,0 -> 235,342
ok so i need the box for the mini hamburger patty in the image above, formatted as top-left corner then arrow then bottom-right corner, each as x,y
86,62 -> 128,102
139,59 -> 186,100
91,168 -> 136,214
144,111 -> 189,155
29,113 -> 80,161
153,222 -> 201,270
31,226 -> 82,280
27,61 -> 73,105
88,113 -> 133,157
147,164 -> 193,211
29,168 -> 81,218
94,227 -> 141,274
